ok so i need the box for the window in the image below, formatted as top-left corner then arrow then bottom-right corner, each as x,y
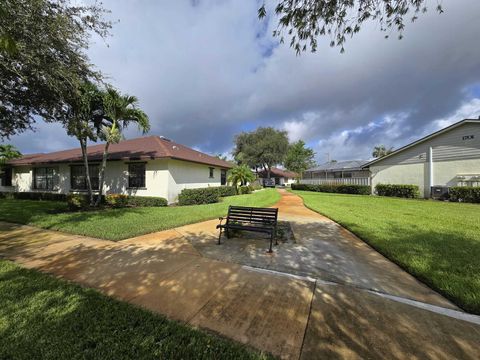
128,163 -> 146,188
209,167 -> 214,178
70,165 -> 99,190
1,168 -> 13,186
221,169 -> 227,185
34,167 -> 57,190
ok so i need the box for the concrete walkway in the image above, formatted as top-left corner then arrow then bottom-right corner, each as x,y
1,189 -> 480,359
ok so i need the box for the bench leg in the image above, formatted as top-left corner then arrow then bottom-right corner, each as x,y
268,232 -> 273,253
217,228 -> 222,245
274,226 -> 278,246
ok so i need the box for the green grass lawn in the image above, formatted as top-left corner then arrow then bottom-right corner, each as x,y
0,189 -> 280,240
293,190 -> 480,314
0,259 -> 272,360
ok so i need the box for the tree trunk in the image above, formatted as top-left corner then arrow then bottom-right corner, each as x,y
95,141 -> 110,207
267,165 -> 271,179
80,138 -> 94,206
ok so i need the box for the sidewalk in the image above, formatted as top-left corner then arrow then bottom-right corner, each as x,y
1,189 -> 480,359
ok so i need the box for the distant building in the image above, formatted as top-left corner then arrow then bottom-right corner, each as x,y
257,167 -> 297,186
303,160 -> 370,186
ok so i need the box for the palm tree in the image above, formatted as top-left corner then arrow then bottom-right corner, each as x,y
94,87 -> 150,206
0,144 -> 21,164
65,81 -> 105,206
228,164 -> 255,193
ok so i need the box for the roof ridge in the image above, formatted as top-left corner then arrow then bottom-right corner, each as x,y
152,135 -> 172,156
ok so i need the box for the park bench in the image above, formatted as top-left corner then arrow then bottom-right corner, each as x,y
216,205 -> 279,253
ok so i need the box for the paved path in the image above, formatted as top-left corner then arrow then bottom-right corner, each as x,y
1,189 -> 480,359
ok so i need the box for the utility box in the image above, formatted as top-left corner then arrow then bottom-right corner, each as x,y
431,186 -> 449,200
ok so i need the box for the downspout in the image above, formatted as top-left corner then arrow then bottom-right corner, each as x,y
428,147 -> 434,198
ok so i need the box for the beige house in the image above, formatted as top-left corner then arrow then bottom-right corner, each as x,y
257,167 -> 297,186
363,118 -> 480,198
0,136 -> 233,203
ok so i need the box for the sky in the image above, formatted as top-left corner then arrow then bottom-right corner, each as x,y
8,0 -> 480,163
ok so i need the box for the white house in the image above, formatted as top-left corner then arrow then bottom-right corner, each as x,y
363,118 -> 480,198
257,167 -> 297,186
0,136 -> 233,203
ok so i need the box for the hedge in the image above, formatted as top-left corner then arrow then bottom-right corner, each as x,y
215,186 -> 236,197
105,194 -> 168,208
291,183 -> 371,195
66,194 -> 168,210
0,191 -> 66,201
448,187 -> 480,203
178,187 -> 220,205
178,186 -> 239,205
375,184 -> 419,198
238,185 -> 252,195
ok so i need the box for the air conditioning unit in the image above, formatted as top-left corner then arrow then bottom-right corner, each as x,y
431,186 -> 449,200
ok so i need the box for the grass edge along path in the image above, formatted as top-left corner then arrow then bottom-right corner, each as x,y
292,190 -> 480,315
0,189 -> 281,241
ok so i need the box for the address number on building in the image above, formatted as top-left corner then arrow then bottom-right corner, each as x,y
462,135 -> 475,140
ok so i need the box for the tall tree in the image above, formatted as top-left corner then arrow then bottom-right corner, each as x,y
65,82 -> 107,205
372,145 -> 394,158
0,144 -> 22,164
228,165 -> 256,193
232,132 -> 262,171
0,0 -> 111,139
255,127 -> 290,178
284,140 -> 316,182
95,87 -> 150,206
259,1 -> 443,53
233,127 -> 289,178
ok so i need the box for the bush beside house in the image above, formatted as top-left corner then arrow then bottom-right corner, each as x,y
449,187 -> 480,203
0,192 -> 67,201
291,183 -> 370,195
375,184 -> 419,198
67,193 -> 168,210
178,185 -> 250,205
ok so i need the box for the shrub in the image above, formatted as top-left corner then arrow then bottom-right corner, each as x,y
104,194 -> 168,207
66,194 -> 90,210
449,187 -> 480,203
178,187 -> 220,205
336,184 -> 371,195
250,183 -> 263,191
375,184 -> 419,198
127,196 -> 168,207
105,194 -> 129,208
0,191 -> 66,201
215,186 -> 236,198
238,185 -> 251,195
291,183 -> 370,195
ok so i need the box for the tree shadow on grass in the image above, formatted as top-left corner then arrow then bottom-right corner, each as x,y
0,260 -> 270,360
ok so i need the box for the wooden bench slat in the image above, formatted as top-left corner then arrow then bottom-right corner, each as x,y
217,205 -> 279,253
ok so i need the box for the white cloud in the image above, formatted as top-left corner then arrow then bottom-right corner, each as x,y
7,0 -> 480,161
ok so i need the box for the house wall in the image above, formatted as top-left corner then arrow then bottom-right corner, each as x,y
2,159 -> 225,204
167,159 -> 223,203
101,159 -> 170,199
370,122 -> 480,197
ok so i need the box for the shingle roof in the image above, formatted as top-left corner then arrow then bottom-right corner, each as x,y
258,167 -> 297,178
306,160 -> 368,172
8,136 -> 233,168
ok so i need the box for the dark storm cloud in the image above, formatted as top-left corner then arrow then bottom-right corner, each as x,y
8,0 -> 480,162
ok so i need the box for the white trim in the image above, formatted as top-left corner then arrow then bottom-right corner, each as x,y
363,119 -> 480,168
